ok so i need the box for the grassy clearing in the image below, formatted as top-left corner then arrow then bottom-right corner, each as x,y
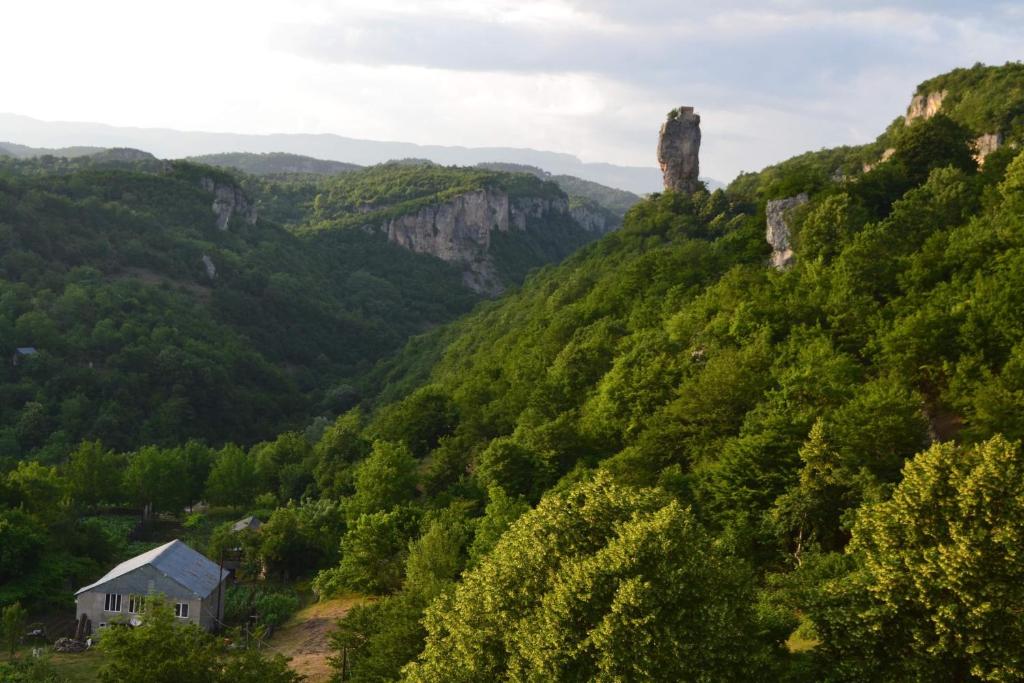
1,647 -> 104,683
269,595 -> 367,682
48,649 -> 105,682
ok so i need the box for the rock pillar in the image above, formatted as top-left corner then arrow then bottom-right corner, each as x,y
657,106 -> 701,193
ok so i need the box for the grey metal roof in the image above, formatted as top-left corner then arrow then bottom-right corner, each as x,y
15,347 -> 37,354
74,539 -> 226,598
231,516 -> 262,533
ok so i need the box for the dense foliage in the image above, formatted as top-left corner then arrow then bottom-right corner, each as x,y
308,63 -> 1024,680
0,154 -> 611,461
4,62 -> 1024,681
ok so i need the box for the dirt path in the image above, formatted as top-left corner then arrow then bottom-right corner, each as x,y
270,596 -> 365,682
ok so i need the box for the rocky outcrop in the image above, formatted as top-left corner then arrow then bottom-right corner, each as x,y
201,254 -> 217,280
657,107 -> 701,193
570,205 -> 613,233
381,188 -> 580,295
973,132 -> 1004,165
863,147 -> 896,173
766,193 -> 808,270
510,196 -> 570,231
199,177 -> 258,230
905,90 -> 947,123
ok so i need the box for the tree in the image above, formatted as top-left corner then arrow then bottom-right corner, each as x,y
219,649 -> 303,683
344,441 -> 418,522
0,510 -> 46,585
403,475 -> 783,682
474,437 -> 537,499
5,461 -> 67,525
892,113 -> 976,185
316,508 -> 418,596
313,410 -> 370,499
205,444 -> 260,508
98,598 -> 303,683
179,441 -> 214,511
2,601 -> 27,657
807,436 -> 1024,681
795,193 -> 868,262
66,440 -> 123,510
252,432 -> 314,503
258,499 -> 344,579
404,508 -> 471,601
123,446 -> 189,515
467,486 -> 530,566
370,386 -> 459,458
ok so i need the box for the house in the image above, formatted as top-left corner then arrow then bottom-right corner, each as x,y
12,347 -> 37,366
74,539 -> 228,634
230,515 -> 263,533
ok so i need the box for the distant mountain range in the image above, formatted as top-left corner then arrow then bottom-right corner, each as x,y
0,113 -> 725,194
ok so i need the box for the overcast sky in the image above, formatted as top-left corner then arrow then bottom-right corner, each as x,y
2,1 -> 1021,182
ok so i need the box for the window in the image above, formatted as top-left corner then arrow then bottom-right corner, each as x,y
103,593 -> 121,612
174,602 -> 189,619
128,595 -> 144,614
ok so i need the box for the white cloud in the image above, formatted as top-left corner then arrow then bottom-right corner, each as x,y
0,1 -> 1021,183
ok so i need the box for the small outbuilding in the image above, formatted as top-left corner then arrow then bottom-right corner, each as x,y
74,539 -> 228,635
231,515 -> 263,533
12,347 -> 37,366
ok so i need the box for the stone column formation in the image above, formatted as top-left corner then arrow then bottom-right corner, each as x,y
657,106 -> 701,193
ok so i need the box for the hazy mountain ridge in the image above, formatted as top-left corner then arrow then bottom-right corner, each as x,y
0,112 -> 663,194
187,151 -> 362,176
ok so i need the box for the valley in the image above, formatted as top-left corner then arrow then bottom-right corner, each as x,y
3,59 -> 1024,682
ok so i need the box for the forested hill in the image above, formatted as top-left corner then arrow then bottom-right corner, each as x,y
5,62 -> 1024,682
291,62 -> 1024,680
0,155 -> 601,462
186,151 -> 362,176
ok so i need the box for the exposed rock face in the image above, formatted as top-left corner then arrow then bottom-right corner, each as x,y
382,188 -> 579,295
974,132 -> 1004,165
657,107 -> 701,193
201,254 -> 217,280
765,193 -> 808,270
200,177 -> 258,230
862,147 -> 896,173
905,90 -> 947,123
570,205 -> 612,233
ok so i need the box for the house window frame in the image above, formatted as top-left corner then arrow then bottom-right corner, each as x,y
103,593 -> 121,612
174,602 -> 190,619
127,595 -> 144,614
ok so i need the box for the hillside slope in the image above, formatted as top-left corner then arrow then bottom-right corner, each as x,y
307,62 -> 1024,681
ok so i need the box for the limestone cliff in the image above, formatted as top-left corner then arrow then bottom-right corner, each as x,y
199,177 -> 258,230
381,188 -> 586,296
570,204 -> 614,234
869,88 -> 1004,169
973,132 -> 1004,165
765,193 -> 808,270
905,90 -> 947,123
657,107 -> 701,193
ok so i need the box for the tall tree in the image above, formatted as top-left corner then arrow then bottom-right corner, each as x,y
807,436 -> 1024,681
404,475 -> 784,682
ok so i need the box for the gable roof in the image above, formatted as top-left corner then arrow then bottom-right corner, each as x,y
15,347 -> 37,355
74,539 -> 226,598
231,515 -> 262,532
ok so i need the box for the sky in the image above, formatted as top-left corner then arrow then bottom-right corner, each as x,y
2,1 -> 1022,182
